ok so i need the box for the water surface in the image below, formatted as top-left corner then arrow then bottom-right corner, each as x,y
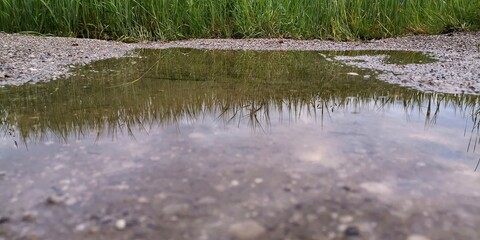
1,49 -> 480,240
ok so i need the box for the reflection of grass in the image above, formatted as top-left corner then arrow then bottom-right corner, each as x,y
0,49 -> 479,145
0,107 -> 18,148
467,107 -> 480,171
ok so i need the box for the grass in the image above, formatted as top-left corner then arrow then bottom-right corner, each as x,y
0,0 -> 479,41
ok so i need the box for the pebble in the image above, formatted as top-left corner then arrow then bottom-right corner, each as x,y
115,219 -> 127,230
228,220 -> 266,240
155,193 -> 167,200
344,226 -> 361,237
65,197 -> 77,206
340,215 -> 354,223
0,216 -> 10,224
231,180 -> 240,187
197,196 -> 217,205
89,225 -> 100,233
0,72 -> 5,78
306,214 -> 318,222
22,212 -> 37,222
46,195 -> 64,204
254,178 -> 263,184
347,72 -> 360,76
75,223 -> 88,232
360,182 -> 393,195
215,184 -> 226,192
337,224 -> 348,232
137,196 -> 149,203
162,203 -> 190,216
406,235 -> 431,240
289,213 -> 303,223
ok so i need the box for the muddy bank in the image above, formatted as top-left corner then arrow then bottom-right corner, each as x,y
0,32 -> 479,93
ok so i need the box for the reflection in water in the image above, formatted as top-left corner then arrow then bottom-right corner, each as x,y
0,49 -> 480,166
2,49 -> 480,240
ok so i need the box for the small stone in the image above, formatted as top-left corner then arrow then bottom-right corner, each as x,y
406,235 -> 431,240
162,203 -> 190,216
137,196 -> 149,204
46,195 -> 64,204
75,223 -> 88,232
22,212 -> 37,222
231,180 -> 240,187
337,224 -> 348,232
113,183 -> 129,190
214,185 -> 226,192
340,215 -> 354,223
89,225 -> 100,233
416,162 -> 426,167
155,193 -> 167,200
360,182 -> 392,195
289,213 -> 303,223
306,214 -> 318,222
198,196 -> 217,205
254,178 -> 263,184
344,226 -> 361,237
115,219 -> 127,230
0,216 -> 10,224
65,197 -> 77,206
228,220 -> 266,240
138,216 -> 148,223
347,72 -> 360,76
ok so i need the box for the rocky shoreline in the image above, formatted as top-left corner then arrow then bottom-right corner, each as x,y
0,32 -> 479,94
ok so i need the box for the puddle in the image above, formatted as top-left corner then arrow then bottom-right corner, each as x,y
1,49 -> 480,239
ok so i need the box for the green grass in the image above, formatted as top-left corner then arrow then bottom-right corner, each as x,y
0,0 -> 479,41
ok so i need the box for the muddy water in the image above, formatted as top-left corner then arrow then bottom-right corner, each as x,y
1,49 -> 480,240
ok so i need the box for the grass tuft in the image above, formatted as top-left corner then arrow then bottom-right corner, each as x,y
0,0 -> 479,41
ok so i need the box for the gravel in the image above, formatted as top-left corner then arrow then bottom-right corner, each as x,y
0,31 -> 479,94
